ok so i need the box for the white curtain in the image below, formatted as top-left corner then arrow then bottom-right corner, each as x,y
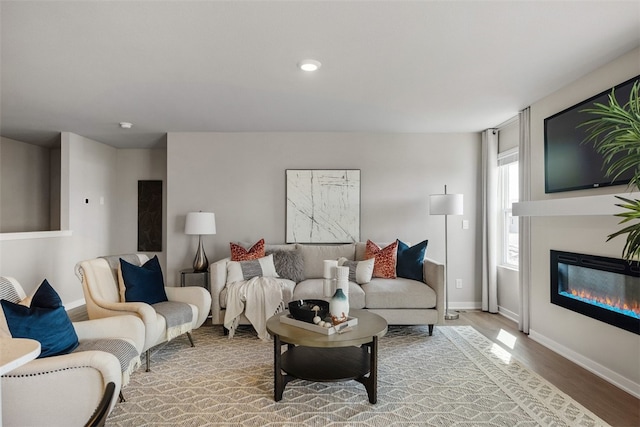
518,107 -> 531,333
481,129 -> 498,313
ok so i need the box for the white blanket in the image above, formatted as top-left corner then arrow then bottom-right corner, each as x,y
223,276 -> 285,341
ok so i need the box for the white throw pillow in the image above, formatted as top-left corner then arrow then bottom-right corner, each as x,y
226,254 -> 279,284
337,257 -> 374,284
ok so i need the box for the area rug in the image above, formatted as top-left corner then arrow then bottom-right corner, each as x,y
107,325 -> 608,426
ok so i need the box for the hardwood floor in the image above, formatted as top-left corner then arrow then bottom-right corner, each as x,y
449,310 -> 639,427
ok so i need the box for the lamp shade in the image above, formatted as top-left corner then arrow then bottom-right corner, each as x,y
429,194 -> 463,216
185,212 -> 216,235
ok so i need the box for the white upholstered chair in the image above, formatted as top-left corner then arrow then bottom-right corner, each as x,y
75,254 -> 211,371
0,276 -> 145,427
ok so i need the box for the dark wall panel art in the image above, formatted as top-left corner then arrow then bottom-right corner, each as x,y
138,180 -> 162,252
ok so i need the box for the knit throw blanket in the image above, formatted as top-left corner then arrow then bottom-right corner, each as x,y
74,338 -> 141,386
224,276 -> 285,341
153,301 -> 193,341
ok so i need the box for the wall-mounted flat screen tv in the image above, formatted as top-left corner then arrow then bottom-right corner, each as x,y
544,75 -> 639,194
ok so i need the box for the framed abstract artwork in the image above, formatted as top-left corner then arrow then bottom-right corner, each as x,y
286,169 -> 360,243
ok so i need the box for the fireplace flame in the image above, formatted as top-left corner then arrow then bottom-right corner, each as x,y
568,288 -> 640,317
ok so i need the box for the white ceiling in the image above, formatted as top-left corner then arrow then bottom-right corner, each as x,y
1,1 -> 639,149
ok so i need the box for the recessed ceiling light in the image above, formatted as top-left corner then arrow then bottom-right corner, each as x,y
119,122 -> 133,129
298,59 -> 321,72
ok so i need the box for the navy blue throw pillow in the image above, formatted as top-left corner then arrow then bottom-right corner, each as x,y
1,279 -> 79,358
396,239 -> 428,281
120,255 -> 168,304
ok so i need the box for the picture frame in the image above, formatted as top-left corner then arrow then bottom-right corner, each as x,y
286,169 -> 360,243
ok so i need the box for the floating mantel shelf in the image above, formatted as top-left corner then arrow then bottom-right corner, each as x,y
513,192 -> 640,217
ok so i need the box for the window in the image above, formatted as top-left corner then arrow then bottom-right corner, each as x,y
498,149 -> 519,268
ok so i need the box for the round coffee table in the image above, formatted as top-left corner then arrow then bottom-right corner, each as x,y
266,308 -> 388,403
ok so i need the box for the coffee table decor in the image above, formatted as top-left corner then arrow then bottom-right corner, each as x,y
288,299 -> 329,323
280,313 -> 358,335
285,299 -> 357,335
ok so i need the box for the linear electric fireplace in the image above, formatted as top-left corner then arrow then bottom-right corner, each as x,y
550,250 -> 640,335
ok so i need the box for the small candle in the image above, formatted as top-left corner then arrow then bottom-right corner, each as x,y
323,259 -> 338,279
323,278 -> 333,297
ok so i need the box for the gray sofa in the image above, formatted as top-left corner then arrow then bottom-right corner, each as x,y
209,242 -> 445,335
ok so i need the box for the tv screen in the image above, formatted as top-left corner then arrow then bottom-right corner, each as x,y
544,75 -> 639,193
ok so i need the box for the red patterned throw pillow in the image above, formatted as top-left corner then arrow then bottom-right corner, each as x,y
230,239 -> 265,261
365,240 -> 398,279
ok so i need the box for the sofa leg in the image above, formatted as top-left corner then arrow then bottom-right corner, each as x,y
428,324 -> 434,336
186,331 -> 195,347
119,391 -> 126,403
145,350 -> 151,372
223,326 -> 229,336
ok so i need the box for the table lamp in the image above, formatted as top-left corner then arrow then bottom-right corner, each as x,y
185,212 -> 216,272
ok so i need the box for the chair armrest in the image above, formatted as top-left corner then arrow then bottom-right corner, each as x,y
73,315 -> 146,354
165,286 -> 212,329
85,299 -> 157,327
423,257 -> 445,325
209,258 -> 230,325
2,351 -> 122,426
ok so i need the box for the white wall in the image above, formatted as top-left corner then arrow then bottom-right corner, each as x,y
166,132 -> 482,304
0,136 -> 53,232
0,132 -> 167,306
0,133 -> 117,304
112,147 -> 168,268
528,48 -> 640,395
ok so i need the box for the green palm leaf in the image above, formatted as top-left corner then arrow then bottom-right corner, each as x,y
580,81 -> 640,261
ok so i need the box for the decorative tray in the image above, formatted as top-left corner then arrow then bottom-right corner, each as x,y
280,314 -> 358,335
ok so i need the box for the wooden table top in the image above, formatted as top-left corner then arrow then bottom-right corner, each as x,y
0,337 -> 40,375
266,308 -> 388,348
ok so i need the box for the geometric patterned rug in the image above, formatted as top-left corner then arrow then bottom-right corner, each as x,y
107,325 -> 609,426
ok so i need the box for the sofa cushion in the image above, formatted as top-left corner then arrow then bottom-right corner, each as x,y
361,278 -> 436,309
337,257 -> 374,284
1,279 -> 79,358
292,279 -> 366,309
220,278 -> 296,309
230,239 -> 265,261
396,239 -> 428,281
362,278 -> 436,309
365,240 -> 398,279
226,254 -> 279,284
298,244 -> 356,279
267,249 -> 305,282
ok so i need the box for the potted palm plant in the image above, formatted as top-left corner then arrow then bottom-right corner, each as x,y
580,80 -> 640,261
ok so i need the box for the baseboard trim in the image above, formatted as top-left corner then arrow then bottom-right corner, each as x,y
450,302 -> 482,311
498,306 -> 519,323
529,328 -> 640,399
65,298 -> 85,311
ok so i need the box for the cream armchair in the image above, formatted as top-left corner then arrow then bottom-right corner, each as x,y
0,276 -> 145,427
75,254 -> 211,371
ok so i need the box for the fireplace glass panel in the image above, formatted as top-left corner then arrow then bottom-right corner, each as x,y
558,264 -> 639,319
551,250 -> 640,335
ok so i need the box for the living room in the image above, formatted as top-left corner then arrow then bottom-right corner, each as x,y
1,1 -> 639,425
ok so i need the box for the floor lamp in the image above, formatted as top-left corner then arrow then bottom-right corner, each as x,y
185,212 -> 217,272
429,185 -> 464,320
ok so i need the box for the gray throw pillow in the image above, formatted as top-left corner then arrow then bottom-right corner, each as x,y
267,250 -> 305,283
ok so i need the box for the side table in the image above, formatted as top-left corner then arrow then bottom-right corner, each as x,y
180,269 -> 209,291
0,337 -> 41,427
